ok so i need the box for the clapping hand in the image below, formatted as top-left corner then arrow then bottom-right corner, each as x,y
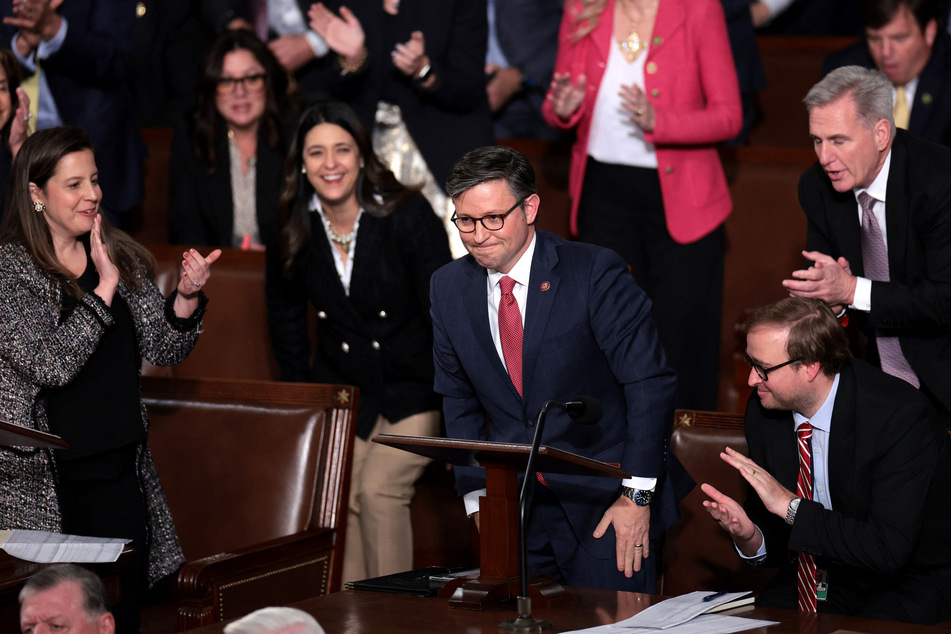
547,72 -> 586,121
309,3 -> 366,61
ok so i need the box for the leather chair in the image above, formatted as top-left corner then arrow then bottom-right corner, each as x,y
659,409 -> 775,596
142,246 -> 280,381
141,376 -> 356,631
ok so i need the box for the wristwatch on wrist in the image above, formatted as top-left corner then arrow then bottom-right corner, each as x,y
785,497 -> 801,525
621,486 -> 653,506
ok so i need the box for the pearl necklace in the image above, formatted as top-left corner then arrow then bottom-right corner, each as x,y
324,217 -> 356,251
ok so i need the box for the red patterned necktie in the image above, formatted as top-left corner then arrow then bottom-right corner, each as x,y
796,422 -> 817,612
857,192 -> 920,388
498,276 -> 523,397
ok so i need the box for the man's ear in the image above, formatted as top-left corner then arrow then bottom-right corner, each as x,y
522,193 -> 540,225
803,360 -> 823,383
874,117 -> 891,152
98,612 -> 115,634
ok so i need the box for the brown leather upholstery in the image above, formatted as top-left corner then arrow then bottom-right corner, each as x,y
142,377 -> 356,631
659,410 -> 775,596
142,246 -> 280,381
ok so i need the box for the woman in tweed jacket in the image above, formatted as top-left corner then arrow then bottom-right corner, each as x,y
0,127 -> 220,629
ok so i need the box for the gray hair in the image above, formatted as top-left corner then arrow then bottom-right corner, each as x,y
19,564 -> 111,621
223,607 -> 325,634
445,145 -> 537,203
804,66 -> 895,132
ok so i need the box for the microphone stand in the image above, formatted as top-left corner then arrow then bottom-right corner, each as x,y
499,400 -> 559,632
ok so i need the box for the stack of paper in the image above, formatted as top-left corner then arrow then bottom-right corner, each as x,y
564,590 -> 777,634
0,529 -> 129,563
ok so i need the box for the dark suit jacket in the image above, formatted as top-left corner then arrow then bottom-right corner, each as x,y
315,0 -> 495,187
1,0 -> 146,217
168,119 -> 286,247
492,0 -> 565,140
719,0 -> 766,97
823,33 -> 951,147
744,360 -> 951,624
798,129 -> 951,418
266,194 -> 451,439
430,230 -> 691,562
132,0 -> 225,127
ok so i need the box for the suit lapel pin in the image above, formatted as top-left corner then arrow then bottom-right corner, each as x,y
540,281 -> 550,292
922,93 -> 933,105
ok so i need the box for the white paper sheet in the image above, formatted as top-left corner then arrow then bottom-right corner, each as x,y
0,529 -> 129,563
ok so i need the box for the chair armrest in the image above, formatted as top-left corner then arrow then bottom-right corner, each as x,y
175,528 -> 337,630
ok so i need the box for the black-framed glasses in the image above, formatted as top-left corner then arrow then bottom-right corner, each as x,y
216,73 -> 266,95
451,197 -> 526,233
744,353 -> 801,382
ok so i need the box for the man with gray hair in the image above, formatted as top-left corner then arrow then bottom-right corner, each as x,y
223,606 -> 325,634
782,65 -> 951,424
19,564 -> 114,634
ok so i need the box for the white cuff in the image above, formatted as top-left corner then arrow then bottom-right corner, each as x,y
304,30 -> 329,58
622,477 -> 656,491
463,489 -> 485,517
735,525 -> 767,561
37,16 -> 68,60
849,277 -> 872,312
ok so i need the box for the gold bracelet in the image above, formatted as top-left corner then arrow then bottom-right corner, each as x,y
339,48 -> 368,75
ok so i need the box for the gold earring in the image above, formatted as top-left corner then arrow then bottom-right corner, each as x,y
33,201 -> 45,213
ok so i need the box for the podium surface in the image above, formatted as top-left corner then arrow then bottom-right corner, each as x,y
373,434 -> 629,610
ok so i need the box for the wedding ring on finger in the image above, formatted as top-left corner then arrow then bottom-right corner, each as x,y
636,108 -> 645,116
192,280 -> 202,287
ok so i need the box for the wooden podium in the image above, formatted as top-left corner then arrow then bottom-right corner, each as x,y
372,434 -> 628,611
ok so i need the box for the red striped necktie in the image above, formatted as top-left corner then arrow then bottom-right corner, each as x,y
796,422 -> 817,612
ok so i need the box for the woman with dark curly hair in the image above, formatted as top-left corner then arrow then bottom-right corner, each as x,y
169,29 -> 292,249
0,126 -> 220,631
267,101 -> 451,583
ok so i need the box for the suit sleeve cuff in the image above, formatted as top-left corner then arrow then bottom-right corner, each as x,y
37,16 -> 67,59
849,277 -> 872,312
735,525 -> 767,561
463,489 -> 485,516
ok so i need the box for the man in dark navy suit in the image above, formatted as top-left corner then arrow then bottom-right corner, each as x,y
824,0 -> 951,146
430,146 -> 691,592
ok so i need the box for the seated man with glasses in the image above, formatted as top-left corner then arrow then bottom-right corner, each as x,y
430,145 -> 693,593
702,297 -> 951,624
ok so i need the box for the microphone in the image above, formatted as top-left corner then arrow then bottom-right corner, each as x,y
500,396 -> 604,631
563,396 -> 603,425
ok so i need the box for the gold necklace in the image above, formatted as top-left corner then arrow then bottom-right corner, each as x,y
618,0 -> 658,63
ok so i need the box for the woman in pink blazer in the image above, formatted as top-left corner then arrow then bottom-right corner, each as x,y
542,0 -> 741,410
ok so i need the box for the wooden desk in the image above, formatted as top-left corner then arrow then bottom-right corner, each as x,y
181,587 -> 951,633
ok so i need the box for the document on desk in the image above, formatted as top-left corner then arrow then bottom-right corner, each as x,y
561,591 -> 778,633
0,529 -> 129,563
564,613 -> 778,633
